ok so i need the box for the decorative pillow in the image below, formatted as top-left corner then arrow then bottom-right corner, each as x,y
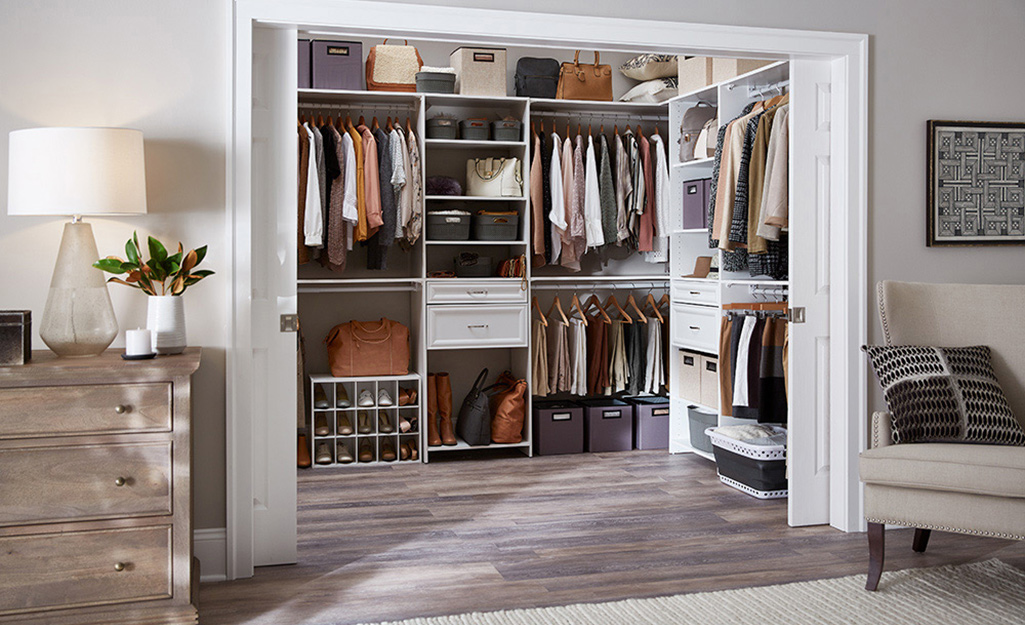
619,54 -> 679,81
620,77 -> 678,103
862,345 -> 1025,445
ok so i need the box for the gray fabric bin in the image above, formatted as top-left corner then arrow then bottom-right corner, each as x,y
626,396 -> 671,450
298,39 -> 311,89
532,401 -> 584,455
454,255 -> 492,277
426,117 -> 458,139
472,213 -> 519,241
578,398 -> 634,452
311,40 -> 362,90
460,119 -> 490,141
416,71 -> 456,94
426,212 -> 470,240
688,405 -> 717,454
491,120 -> 522,142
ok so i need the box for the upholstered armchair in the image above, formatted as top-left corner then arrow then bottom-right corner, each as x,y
859,281 -> 1025,590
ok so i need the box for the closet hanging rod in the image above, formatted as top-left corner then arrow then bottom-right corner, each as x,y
297,284 -> 421,294
727,79 -> 790,96
529,111 -> 667,122
298,102 -> 418,112
530,280 -> 669,291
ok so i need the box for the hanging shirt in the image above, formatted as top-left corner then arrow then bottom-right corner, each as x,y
625,319 -> 647,396
732,316 -> 758,411
573,135 -> 587,255
708,103 -> 756,248
614,132 -> 632,244
583,134 -> 604,248
532,319 -> 550,397
338,129 -> 357,252
546,315 -> 570,394
585,313 -> 609,395
637,133 -> 654,253
643,317 -> 664,394
309,125 -> 327,253
357,125 -> 382,235
390,128 -> 409,240
561,135 -> 583,271
717,104 -> 765,249
759,105 -> 790,239
549,132 -> 565,264
297,124 -> 311,265
747,100 -> 785,254
568,318 -> 588,396
598,134 -> 617,247
608,319 -> 629,394
302,123 -> 323,248
323,125 -> 347,272
625,129 -> 645,241
405,128 -> 423,246
530,132 -> 545,267
645,134 -> 670,263
367,127 -> 395,270
347,124 -> 368,242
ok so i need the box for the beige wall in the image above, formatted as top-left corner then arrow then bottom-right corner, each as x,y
2,0 -> 1024,534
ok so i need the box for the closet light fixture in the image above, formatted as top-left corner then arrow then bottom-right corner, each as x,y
7,127 -> 147,357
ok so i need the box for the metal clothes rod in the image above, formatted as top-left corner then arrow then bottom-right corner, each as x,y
297,285 -> 420,294
298,102 -> 418,112
531,280 -> 669,291
529,111 -> 667,122
727,79 -> 790,96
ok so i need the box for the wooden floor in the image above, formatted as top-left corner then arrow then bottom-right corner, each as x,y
199,450 -> 1025,625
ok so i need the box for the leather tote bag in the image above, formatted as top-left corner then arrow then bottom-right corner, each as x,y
679,102 -> 717,162
466,157 -> 523,197
556,51 -> 613,102
366,39 -> 424,92
457,368 -> 492,446
325,318 -> 410,377
694,117 -> 717,160
489,370 -> 527,444
515,57 -> 560,98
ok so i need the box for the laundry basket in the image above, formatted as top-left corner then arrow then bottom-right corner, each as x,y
706,425 -> 788,499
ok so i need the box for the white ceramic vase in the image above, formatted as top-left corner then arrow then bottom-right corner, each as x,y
146,295 -> 186,355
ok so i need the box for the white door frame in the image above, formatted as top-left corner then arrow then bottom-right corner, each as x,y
227,0 -> 868,580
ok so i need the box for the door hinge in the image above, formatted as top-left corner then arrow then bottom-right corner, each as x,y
280,314 -> 299,332
787,307 -> 806,324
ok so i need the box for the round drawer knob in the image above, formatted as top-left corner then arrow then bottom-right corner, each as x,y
114,404 -> 129,414
114,562 -> 126,572
114,477 -> 127,487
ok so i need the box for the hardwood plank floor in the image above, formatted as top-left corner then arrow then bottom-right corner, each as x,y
199,450 -> 1025,625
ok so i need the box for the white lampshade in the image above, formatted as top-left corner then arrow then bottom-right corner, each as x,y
7,127 -> 147,216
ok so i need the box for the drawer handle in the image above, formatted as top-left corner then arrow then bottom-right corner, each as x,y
689,291 -> 701,295
114,404 -> 131,414
114,562 -> 127,572
114,476 -> 128,487
689,325 -> 701,331
466,290 -> 488,296
467,324 -> 489,329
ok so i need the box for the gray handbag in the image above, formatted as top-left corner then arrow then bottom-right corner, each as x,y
679,101 -> 717,162
457,368 -> 492,446
515,57 -> 560,98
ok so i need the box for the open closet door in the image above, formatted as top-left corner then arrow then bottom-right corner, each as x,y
248,26 -> 299,565
786,58 -> 832,527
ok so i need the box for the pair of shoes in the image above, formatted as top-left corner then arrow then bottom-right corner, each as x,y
357,411 -> 373,434
337,414 -> 353,435
357,388 -> 395,407
427,373 -> 457,446
358,439 -> 375,463
399,415 -> 417,433
381,438 -> 397,462
297,433 -> 312,468
400,439 -> 418,460
398,387 -> 418,406
336,441 -> 354,464
314,413 -> 330,436
313,385 -> 329,409
336,385 -> 351,408
379,412 -> 395,433
315,442 -> 332,464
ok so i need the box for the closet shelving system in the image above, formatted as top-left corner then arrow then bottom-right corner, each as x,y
297,56 -> 790,466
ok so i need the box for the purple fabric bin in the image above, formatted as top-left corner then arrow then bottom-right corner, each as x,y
578,398 -> 634,453
298,39 -> 311,89
532,401 -> 584,455
683,178 -> 709,230
312,41 -> 363,90
703,179 -> 712,226
625,396 -> 671,450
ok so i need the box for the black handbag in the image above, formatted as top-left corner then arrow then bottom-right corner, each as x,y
457,368 -> 492,446
515,57 -> 560,98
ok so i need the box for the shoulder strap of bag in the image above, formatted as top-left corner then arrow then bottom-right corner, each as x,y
381,39 -> 409,46
474,158 -> 507,181
471,367 -> 490,394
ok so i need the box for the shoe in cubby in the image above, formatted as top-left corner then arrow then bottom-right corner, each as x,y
399,436 -> 418,461
379,410 -> 396,434
398,385 -> 418,407
356,382 -> 376,407
377,387 -> 395,407
357,438 -> 375,463
380,436 -> 398,462
314,441 -> 333,465
336,439 -> 355,464
356,410 -> 375,434
399,414 -> 418,434
336,383 -> 352,408
313,384 -> 330,409
313,413 -> 331,437
337,412 -> 354,436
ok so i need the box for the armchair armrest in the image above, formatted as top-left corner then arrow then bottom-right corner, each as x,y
871,411 -> 894,448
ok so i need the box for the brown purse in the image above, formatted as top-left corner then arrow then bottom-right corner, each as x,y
325,318 -> 410,377
365,39 -> 424,92
556,51 -> 613,102
489,370 -> 527,444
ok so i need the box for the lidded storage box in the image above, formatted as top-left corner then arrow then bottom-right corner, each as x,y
416,68 -> 456,93
578,398 -> 634,453
472,211 -> 519,241
312,40 -> 363,90
683,178 -> 709,230
450,47 -> 507,96
626,396 -> 671,450
532,400 -> 584,456
426,210 -> 470,240
707,425 -> 788,499
298,39 -> 311,88
0,311 -> 31,366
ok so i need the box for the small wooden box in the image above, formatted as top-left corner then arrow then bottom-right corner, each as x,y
677,56 -> 714,94
712,58 -> 772,84
0,310 -> 30,365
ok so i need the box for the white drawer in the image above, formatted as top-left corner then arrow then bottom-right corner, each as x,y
672,280 -> 718,307
671,303 -> 719,353
426,280 -> 527,305
427,305 -> 528,349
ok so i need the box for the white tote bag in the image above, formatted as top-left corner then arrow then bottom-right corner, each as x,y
466,157 -> 523,197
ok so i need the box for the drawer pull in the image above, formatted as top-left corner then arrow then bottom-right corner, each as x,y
114,404 -> 131,414
114,476 -> 128,487
689,325 -> 701,331
114,562 -> 127,572
466,290 -> 488,296
467,324 -> 489,329
689,291 -> 701,295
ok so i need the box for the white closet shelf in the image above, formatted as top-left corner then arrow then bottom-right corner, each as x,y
668,84 -> 718,103
425,195 -> 528,202
531,275 -> 670,282
309,373 -> 421,383
675,228 -> 709,234
427,439 -> 531,452
529,98 -> 669,117
426,239 -> 526,246
673,157 -> 714,169
672,276 -> 718,283
721,279 -> 789,287
298,88 -> 421,107
425,93 -> 529,107
424,139 -> 526,148
426,277 -> 524,283
298,277 -> 422,293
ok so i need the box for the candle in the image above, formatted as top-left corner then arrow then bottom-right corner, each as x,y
126,328 -> 153,356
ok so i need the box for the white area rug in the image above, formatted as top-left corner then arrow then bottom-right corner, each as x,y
362,559 -> 1025,625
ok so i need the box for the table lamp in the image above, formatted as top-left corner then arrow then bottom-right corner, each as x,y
7,127 -> 147,357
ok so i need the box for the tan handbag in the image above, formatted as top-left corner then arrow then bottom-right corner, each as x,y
556,51 -> 613,102
489,370 -> 527,444
466,157 -> 523,197
365,39 -> 424,92
325,318 -> 410,377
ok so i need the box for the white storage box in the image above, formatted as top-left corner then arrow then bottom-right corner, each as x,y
699,354 -> 718,409
712,58 -> 772,84
450,47 -> 507,96
678,350 -> 701,404
678,56 -> 714,94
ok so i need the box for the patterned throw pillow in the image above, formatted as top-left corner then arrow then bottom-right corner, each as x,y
620,77 -> 679,103
863,345 -> 1025,445
619,54 -> 679,81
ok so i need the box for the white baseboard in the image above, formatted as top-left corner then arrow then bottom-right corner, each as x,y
194,527 -> 227,582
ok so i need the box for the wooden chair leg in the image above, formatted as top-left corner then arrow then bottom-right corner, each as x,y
912,528 -> 931,553
866,522 -> 885,591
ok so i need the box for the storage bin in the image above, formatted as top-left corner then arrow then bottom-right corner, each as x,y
687,405 -> 717,454
472,212 -> 519,241
460,119 -> 490,141
425,211 -> 470,240
712,58 -> 773,84
491,120 -> 522,142
416,70 -> 456,94
678,350 -> 700,403
578,398 -> 634,452
426,117 -> 459,139
532,400 -> 584,456
298,39 -> 311,89
626,396 -> 670,450
450,47 -> 507,96
454,254 -> 493,277
678,56 -> 714,94
707,425 -> 788,499
0,310 -> 31,366
312,41 -> 363,90
682,178 -> 709,230
699,354 -> 719,409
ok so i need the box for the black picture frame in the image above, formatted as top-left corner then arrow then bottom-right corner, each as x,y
926,120 -> 1025,246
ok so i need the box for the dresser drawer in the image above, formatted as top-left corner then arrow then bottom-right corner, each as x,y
426,280 -> 527,305
671,280 -> 718,306
671,303 -> 719,353
0,525 -> 172,614
0,442 -> 172,526
0,383 -> 171,439
427,305 -> 528,349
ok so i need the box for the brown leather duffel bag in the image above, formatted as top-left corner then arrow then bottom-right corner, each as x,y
325,318 -> 409,377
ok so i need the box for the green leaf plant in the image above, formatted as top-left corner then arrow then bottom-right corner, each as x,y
93,231 -> 214,296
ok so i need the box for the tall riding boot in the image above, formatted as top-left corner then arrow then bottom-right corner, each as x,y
426,374 -> 442,446
436,372 -> 457,445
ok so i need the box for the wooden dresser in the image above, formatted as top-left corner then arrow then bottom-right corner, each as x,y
0,349 -> 201,625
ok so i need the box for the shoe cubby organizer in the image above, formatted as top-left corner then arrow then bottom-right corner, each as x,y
309,373 -> 422,466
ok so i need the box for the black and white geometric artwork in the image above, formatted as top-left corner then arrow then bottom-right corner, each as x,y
927,120 -> 1025,246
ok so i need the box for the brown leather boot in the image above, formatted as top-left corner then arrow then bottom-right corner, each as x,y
427,374 -> 442,446
297,433 -> 312,468
436,372 -> 457,445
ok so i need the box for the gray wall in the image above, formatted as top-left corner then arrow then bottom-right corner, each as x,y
1,0 -> 1024,535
